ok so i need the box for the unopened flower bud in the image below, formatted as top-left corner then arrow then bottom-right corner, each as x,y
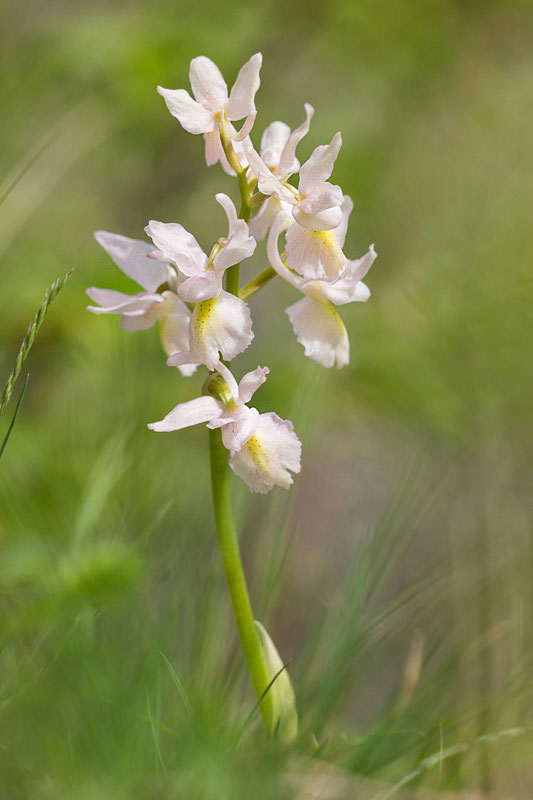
255,621 -> 298,741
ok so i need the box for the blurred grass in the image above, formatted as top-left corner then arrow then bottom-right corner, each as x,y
1,0 -> 532,796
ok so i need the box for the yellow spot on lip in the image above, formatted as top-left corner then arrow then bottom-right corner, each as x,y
243,434 -> 270,471
310,230 -> 346,279
192,297 -> 217,338
314,229 -> 342,251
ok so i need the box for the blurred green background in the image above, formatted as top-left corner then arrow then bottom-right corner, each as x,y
1,0 -> 532,797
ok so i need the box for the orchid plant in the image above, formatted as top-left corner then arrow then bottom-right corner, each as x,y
88,53 -> 376,740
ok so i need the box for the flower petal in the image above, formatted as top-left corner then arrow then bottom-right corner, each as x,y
249,196 -> 284,241
86,287 -> 138,310
286,296 -> 349,368
298,132 -> 342,194
158,293 -> 198,376
335,194 -> 354,250
319,245 -> 377,305
293,204 -> 343,232
229,412 -> 301,493
213,222 -> 256,274
166,351 -> 196,368
148,395 -> 223,432
285,224 -> 347,280
215,192 -> 238,232
226,53 -> 262,121
293,182 -> 344,231
260,121 -> 291,168
232,111 -> 257,142
204,129 -> 222,166
145,221 -> 207,277
94,231 -> 173,293
189,56 -> 228,111
119,310 -> 160,331
178,273 -> 223,303
266,213 -> 306,291
188,291 -> 253,369
175,363 -> 198,378
221,406 -> 260,452
207,409 -> 245,428
157,87 -> 215,134
347,243 -> 377,282
203,130 -> 235,175
257,173 -> 295,204
243,140 -> 296,204
238,366 -> 269,404
278,103 -> 314,178
86,288 -> 163,314
231,133 -> 248,168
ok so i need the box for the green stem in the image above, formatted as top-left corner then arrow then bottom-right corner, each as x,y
209,427 -> 274,734
238,168 -> 251,223
239,267 -> 277,302
225,262 -> 240,296
210,117 -> 275,735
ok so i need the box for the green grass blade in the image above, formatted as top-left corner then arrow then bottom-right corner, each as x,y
159,650 -> 193,716
0,268 -> 74,417
145,687 -> 166,777
0,373 -> 29,461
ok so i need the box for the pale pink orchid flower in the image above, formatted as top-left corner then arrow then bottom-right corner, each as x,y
87,231 -> 197,376
164,291 -> 254,372
267,211 -> 377,369
248,104 -> 314,240
148,363 -> 302,493
245,130 -> 348,280
158,54 -> 262,176
145,194 -> 256,303
145,194 -> 256,370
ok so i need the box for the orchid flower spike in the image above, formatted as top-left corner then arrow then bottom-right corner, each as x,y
245,130 -> 347,280
158,54 -> 262,175
87,231 -> 197,376
248,104 -> 314,240
148,363 -> 301,493
145,194 -> 256,369
267,210 -> 377,369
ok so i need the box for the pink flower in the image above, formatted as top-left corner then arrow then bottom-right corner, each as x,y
267,211 -> 377,369
144,194 -> 256,369
87,231 -> 197,376
245,130 -> 349,279
158,54 -> 262,175
148,363 -> 301,493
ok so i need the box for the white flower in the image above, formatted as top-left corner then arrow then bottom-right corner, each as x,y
284,192 -> 352,283
145,194 -> 256,369
148,363 -> 301,493
87,231 -> 197,376
167,290 -> 254,371
145,194 -> 256,303
245,130 -> 347,279
158,54 -> 262,175
248,104 -> 314,240
229,411 -> 301,494
267,212 -> 377,369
